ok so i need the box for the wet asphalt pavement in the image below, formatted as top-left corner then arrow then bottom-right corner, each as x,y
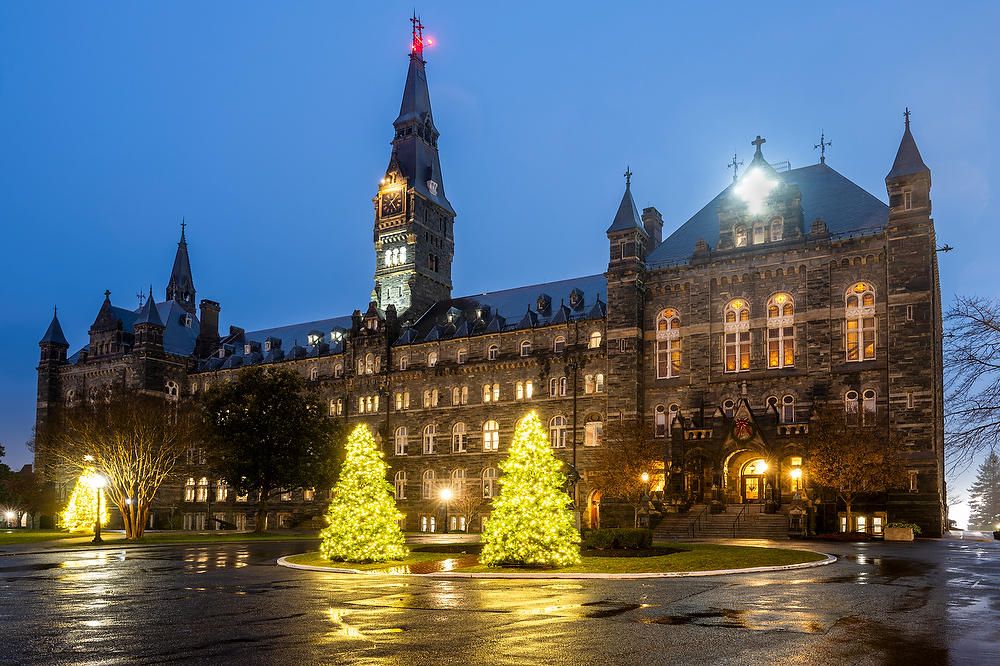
1,538 -> 997,665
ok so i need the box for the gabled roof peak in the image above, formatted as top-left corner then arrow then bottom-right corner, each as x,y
886,108 -> 929,180
40,306 -> 69,346
135,287 -> 164,327
606,168 -> 644,233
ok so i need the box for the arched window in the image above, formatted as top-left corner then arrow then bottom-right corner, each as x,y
427,351 -> 438,368
862,389 -> 877,425
845,390 -> 860,426
559,377 -> 567,396
483,384 -> 492,403
487,344 -> 499,361
334,363 -> 343,378
781,395 -> 795,424
654,404 -> 666,437
394,471 -> 407,499
524,380 -> 533,399
329,399 -> 338,416
549,378 -> 558,397
767,293 -> 794,368
492,383 -> 500,402
166,381 -> 179,400
482,468 -> 498,498
457,348 -> 467,364
394,426 -> 407,455
846,282 -> 876,361
668,403 -> 680,433
520,340 -> 532,357
656,309 -> 681,379
584,374 -> 595,394
595,373 -> 605,393
423,425 -> 437,454
196,477 -> 209,502
365,354 -> 374,375
589,331 -> 603,349
724,299 -> 751,373
735,225 -> 748,247
553,335 -> 566,353
516,381 -> 524,400
770,217 -> 783,241
753,223 -> 765,245
584,415 -> 603,447
723,399 -> 735,418
184,478 -> 196,502
550,415 -> 568,448
422,470 -> 436,499
423,389 -> 431,408
451,469 -> 465,497
483,420 -> 500,451
399,355 -> 408,371
453,423 -> 467,452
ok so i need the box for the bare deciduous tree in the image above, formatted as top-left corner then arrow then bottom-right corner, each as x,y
805,407 -> 908,530
591,420 -> 662,528
945,295 -> 1000,470
42,386 -> 196,539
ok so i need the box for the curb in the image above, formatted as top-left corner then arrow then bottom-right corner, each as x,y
1,537 -> 320,557
275,552 -> 837,579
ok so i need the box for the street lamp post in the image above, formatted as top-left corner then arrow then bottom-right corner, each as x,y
639,472 -> 650,528
87,473 -> 107,545
4,511 -> 14,528
439,487 -> 453,534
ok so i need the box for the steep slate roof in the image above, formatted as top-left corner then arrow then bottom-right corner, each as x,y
134,291 -> 164,327
39,310 -> 69,346
234,315 -> 354,359
69,299 -> 199,363
606,183 -> 643,233
166,225 -> 195,300
646,161 -> 889,267
886,124 -> 930,179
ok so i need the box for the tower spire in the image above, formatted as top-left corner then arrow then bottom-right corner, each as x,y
166,220 -> 196,314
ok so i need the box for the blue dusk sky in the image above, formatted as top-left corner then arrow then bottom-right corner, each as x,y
1,2 -> 997,525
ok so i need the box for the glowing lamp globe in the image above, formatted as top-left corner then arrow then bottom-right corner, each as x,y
87,474 -> 107,490
439,488 -> 453,501
4,511 -> 14,521
754,461 -> 769,475
641,472 -> 649,483
790,468 -> 803,480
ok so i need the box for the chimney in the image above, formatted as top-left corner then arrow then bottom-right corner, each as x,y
642,207 -> 663,253
195,299 -> 221,358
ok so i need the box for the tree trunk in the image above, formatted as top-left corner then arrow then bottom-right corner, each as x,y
633,506 -> 639,528
845,500 -> 853,533
255,493 -> 269,534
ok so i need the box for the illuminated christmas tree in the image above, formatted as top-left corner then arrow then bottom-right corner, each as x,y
320,424 -> 407,562
59,469 -> 110,532
481,411 -> 581,567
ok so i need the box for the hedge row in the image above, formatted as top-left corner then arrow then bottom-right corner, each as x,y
581,528 -> 652,550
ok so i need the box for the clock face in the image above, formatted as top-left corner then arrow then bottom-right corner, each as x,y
380,189 -> 404,217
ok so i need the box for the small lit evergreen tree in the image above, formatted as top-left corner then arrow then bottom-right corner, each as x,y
481,411 -> 581,567
59,469 -> 109,532
320,424 -> 407,562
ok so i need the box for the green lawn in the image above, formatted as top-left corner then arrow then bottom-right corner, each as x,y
0,530 -> 79,546
49,531 -> 321,547
284,543 -> 826,574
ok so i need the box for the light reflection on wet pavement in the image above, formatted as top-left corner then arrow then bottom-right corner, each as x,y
0,539 -> 997,664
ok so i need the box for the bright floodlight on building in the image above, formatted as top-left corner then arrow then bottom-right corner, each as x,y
439,488 -> 453,501
790,468 -> 802,480
733,167 -> 777,215
755,461 -> 769,474
4,511 -> 13,521
641,472 -> 649,483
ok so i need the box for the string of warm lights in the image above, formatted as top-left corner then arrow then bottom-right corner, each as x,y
319,424 -> 408,563
480,411 -> 581,567
58,468 -> 110,532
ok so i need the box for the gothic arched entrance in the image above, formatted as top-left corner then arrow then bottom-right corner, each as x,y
587,490 -> 602,529
739,458 -> 768,504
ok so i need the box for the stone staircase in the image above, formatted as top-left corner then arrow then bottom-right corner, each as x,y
653,504 -> 790,540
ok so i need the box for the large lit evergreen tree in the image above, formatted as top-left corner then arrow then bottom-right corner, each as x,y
319,424 -> 407,562
59,469 -> 109,532
968,452 -> 1000,530
480,411 -> 581,567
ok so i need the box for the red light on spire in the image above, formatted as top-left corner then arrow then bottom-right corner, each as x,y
410,14 -> 426,57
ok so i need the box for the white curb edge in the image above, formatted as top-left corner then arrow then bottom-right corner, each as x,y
276,552 -> 837,579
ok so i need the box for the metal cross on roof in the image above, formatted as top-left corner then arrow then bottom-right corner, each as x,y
904,107 -> 911,130
137,289 -> 146,307
751,135 -> 766,149
624,166 -> 632,188
728,152 -> 743,183
411,14 -> 425,56
815,130 -> 832,164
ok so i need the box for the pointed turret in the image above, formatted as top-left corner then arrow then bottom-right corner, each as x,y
135,287 -> 164,327
166,222 -> 196,315
606,171 -> 643,233
39,307 -> 69,347
606,168 -> 649,264
885,108 -> 931,219
134,287 -> 165,355
88,291 -> 125,357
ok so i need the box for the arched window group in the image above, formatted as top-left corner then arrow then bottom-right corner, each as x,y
483,383 -> 500,403
423,425 -> 437,454
515,380 -> 534,400
767,293 -> 794,368
724,299 -> 751,373
394,426 -> 407,455
846,282 -> 876,361
549,415 -> 567,448
655,309 -> 681,379
452,423 -> 467,453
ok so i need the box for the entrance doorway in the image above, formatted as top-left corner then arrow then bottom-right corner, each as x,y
740,459 -> 767,504
587,490 -> 601,528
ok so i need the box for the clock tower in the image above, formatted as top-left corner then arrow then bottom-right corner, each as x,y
373,17 -> 456,320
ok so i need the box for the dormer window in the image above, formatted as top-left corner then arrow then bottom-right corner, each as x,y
217,349 -> 225,359
520,340 -> 532,357
244,344 -> 252,354
307,333 -> 321,346
264,340 -> 272,352
427,351 -> 438,368
182,314 -> 193,328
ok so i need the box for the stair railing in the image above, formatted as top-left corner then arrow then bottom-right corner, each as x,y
732,503 -> 748,538
689,504 -> 709,538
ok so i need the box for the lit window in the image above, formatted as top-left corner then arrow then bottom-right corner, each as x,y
166,381 -> 179,401
329,399 -> 338,416
492,383 -> 500,402
280,488 -> 291,502
451,469 -> 465,497
781,395 -> 795,424
184,478 -> 196,502
845,282 -> 876,362
483,384 -> 492,403
457,348 -> 467,364
334,363 -> 343,378
422,470 -> 435,499
856,515 -> 867,533
584,374 -> 594,394
483,420 -> 500,451
656,309 -> 681,379
734,225 -> 748,247
862,389 -> 877,424
428,351 -> 438,368
394,471 -> 407,499
589,331 -> 602,349
453,423 -> 467,453
516,382 -> 524,400
520,340 -> 532,357
553,336 -> 566,353
487,344 -> 500,361
303,488 -> 315,501
767,293 -> 794,368
594,374 -> 604,393
559,377 -> 567,396
394,427 -> 407,455
423,424 -> 437,454
196,477 -> 209,502
724,300 -> 751,373
872,516 -> 883,535
482,468 -> 498,498
423,390 -> 431,408
550,415 -> 567,448
524,380 -> 533,399
584,419 -> 603,447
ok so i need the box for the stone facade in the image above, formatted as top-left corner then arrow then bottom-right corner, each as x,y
34,44 -> 946,537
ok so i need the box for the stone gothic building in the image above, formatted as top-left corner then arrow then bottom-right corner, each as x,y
35,34 -> 946,536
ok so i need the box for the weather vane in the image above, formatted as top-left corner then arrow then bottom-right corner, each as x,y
904,107 -> 911,130
815,130 -> 832,164
624,166 -> 632,188
137,289 -> 146,308
728,152 -> 743,183
410,14 -> 433,57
